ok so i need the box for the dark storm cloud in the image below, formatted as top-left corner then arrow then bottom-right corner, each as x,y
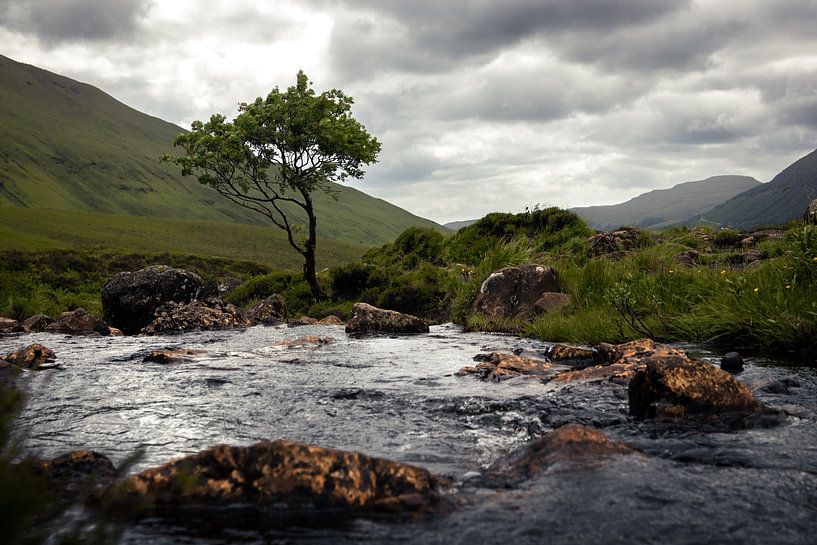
0,0 -> 150,44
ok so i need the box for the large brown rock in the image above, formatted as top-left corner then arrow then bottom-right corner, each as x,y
0,343 -> 56,370
108,440 -> 446,517
457,352 -> 556,382
101,265 -> 204,335
0,317 -> 23,334
486,424 -> 634,485
628,353 -> 761,418
22,314 -> 55,332
470,264 -> 561,320
246,294 -> 287,325
34,450 -> 118,498
552,338 -> 686,383
45,308 -> 110,336
141,300 -> 249,335
345,303 -> 429,335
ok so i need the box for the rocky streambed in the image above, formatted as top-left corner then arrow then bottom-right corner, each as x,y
3,324 -> 817,544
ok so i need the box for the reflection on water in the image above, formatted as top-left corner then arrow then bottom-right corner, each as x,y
3,324 -> 817,544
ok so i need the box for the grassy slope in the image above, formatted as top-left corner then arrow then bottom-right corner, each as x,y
0,207 -> 367,269
695,148 -> 817,229
0,54 -> 444,247
571,175 -> 761,231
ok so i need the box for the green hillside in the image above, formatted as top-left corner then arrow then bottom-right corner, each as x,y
0,54 -> 442,247
693,148 -> 817,228
571,175 -> 761,231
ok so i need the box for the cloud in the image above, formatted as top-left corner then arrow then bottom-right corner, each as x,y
0,0 -> 151,44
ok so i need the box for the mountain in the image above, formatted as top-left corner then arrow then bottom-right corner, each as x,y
443,219 -> 477,230
571,175 -> 761,231
0,54 -> 442,247
691,148 -> 817,228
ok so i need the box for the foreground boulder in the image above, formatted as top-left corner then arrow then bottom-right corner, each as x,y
141,300 -> 249,335
470,264 -> 561,320
485,424 -> 635,485
345,303 -> 429,335
0,343 -> 56,370
246,294 -> 287,325
34,450 -> 118,499
107,440 -> 446,517
629,353 -> 761,418
45,308 -> 110,336
0,317 -> 23,334
102,266 -> 204,335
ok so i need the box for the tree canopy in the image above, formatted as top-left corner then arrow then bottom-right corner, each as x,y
167,71 -> 381,298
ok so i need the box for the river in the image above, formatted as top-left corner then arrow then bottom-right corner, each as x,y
4,324 -> 817,544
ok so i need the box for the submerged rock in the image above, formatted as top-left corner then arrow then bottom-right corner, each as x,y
0,317 -> 23,334
0,343 -> 56,370
470,264 -> 561,320
143,348 -> 208,364
45,308 -> 110,336
22,314 -> 55,332
107,440 -> 446,517
141,300 -> 249,335
345,303 -> 429,335
270,336 -> 334,349
485,424 -> 635,485
289,316 -> 318,326
629,353 -> 761,418
102,265 -> 203,335
246,294 -> 287,325
457,352 -> 555,382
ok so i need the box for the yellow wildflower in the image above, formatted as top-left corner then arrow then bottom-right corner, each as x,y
785,285 -> 791,289
720,270 -> 727,275
753,287 -> 759,293
813,257 -> 817,262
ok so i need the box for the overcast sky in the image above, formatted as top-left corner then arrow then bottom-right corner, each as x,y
2,0 -> 817,223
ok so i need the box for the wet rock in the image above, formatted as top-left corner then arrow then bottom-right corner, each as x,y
22,313 -> 55,332
143,348 -> 208,364
345,303 -> 428,335
0,317 -> 23,334
588,227 -> 643,258
674,249 -> 700,267
141,300 -> 249,335
533,292 -> 571,315
107,440 -> 446,517
720,351 -> 744,373
547,344 -> 595,364
246,294 -> 287,325
553,339 -> 687,383
0,343 -> 56,370
101,265 -> 204,335
629,353 -> 761,419
470,264 -> 560,321
805,198 -> 817,224
109,327 -> 124,336
485,424 -> 635,485
289,316 -> 318,326
457,352 -> 555,382
317,315 -> 343,325
270,336 -> 334,349
34,450 -> 117,498
45,308 -> 110,336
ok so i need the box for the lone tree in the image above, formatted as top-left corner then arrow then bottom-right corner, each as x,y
168,71 -> 381,299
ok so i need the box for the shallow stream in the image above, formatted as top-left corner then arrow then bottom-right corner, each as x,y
4,324 -> 817,544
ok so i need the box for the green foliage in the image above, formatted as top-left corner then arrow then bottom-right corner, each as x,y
446,207 -> 591,264
714,228 -> 743,247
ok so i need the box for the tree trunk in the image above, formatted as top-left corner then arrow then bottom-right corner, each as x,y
302,192 -> 322,300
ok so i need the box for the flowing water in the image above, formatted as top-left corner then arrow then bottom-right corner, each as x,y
4,324 -> 817,544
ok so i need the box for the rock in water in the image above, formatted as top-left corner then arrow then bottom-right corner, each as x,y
246,294 -> 288,325
22,314 -> 55,332
721,351 -> 744,373
0,317 -> 23,334
141,300 -> 249,335
0,343 -> 56,369
107,440 -> 445,517
345,303 -> 429,335
34,450 -> 118,499
485,424 -> 634,485
470,264 -> 561,320
45,308 -> 110,336
457,352 -> 554,382
629,353 -> 760,418
101,265 -> 203,335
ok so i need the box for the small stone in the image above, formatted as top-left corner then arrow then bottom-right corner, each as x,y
720,351 -> 744,373
346,303 -> 428,335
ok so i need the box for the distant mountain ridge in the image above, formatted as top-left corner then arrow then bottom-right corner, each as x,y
0,54 -> 443,247
571,175 -> 761,231
691,148 -> 817,229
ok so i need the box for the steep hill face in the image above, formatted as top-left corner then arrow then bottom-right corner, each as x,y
693,149 -> 817,228
571,175 -> 761,231
0,55 -> 441,246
